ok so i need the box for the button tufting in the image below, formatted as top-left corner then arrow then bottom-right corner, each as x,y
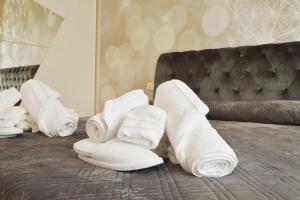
233,87 -> 240,94
206,70 -> 211,76
171,73 -> 176,78
224,71 -> 230,77
195,87 -> 201,93
256,87 -> 263,93
269,68 -> 277,75
282,88 -> 288,95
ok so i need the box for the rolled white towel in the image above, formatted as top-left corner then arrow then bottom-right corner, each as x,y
86,89 -> 148,142
154,80 -> 238,177
117,105 -> 166,149
20,79 -> 78,137
0,87 -> 22,110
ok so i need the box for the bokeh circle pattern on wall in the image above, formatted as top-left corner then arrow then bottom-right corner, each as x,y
100,84 -> 116,103
126,15 -> 143,37
105,46 -> 121,69
131,24 -> 150,50
201,6 -> 229,37
164,6 -> 187,32
119,43 -> 133,66
177,30 -> 201,51
154,25 -> 176,52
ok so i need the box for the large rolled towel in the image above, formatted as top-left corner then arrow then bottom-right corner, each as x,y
0,87 -> 22,109
73,138 -> 163,171
154,80 -> 238,177
117,105 -> 167,149
86,90 -> 148,142
20,80 -> 78,137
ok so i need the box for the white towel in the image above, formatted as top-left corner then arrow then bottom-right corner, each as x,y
154,80 -> 238,177
0,107 -> 26,128
86,89 -> 149,142
117,105 -> 166,149
73,138 -> 163,171
0,127 -> 23,138
20,79 -> 78,137
0,87 -> 22,110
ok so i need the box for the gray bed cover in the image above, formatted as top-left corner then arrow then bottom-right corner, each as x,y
0,121 -> 299,200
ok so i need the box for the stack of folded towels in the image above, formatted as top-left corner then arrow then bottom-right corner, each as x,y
0,87 -> 31,138
74,80 -> 238,177
74,89 -> 167,171
0,79 -> 79,138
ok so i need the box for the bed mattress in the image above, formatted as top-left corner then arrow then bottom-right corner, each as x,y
0,121 -> 299,200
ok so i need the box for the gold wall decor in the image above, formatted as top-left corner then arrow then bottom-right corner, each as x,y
0,0 -> 63,68
98,0 -> 300,110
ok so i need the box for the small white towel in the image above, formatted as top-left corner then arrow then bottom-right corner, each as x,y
154,80 -> 238,177
86,89 -> 149,142
0,87 -> 22,110
117,105 -> 167,149
0,107 -> 26,128
20,79 -> 78,137
0,127 -> 23,138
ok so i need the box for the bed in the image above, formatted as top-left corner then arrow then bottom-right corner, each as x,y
1,43 -> 300,200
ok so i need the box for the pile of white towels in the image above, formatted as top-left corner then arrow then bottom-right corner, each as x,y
74,89 -> 167,171
0,88 -> 30,138
0,79 -> 79,138
74,80 -> 238,177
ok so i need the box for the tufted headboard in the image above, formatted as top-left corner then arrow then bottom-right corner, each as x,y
0,65 -> 39,91
154,41 -> 300,102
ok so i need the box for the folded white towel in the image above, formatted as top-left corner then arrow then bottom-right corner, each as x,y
117,105 -> 167,149
0,107 -> 27,128
154,80 -> 238,177
20,79 -> 78,137
86,89 -> 149,142
0,87 -> 22,110
0,127 -> 23,138
73,138 -> 163,171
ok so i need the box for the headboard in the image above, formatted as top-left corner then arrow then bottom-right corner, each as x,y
0,65 -> 39,91
154,41 -> 300,102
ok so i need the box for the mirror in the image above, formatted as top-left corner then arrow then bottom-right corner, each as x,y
0,0 -> 63,69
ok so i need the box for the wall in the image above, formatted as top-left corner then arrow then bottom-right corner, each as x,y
98,0 -> 300,110
34,0 -> 97,117
0,0 -> 62,68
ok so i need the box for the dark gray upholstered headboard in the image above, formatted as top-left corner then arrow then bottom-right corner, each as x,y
0,65 -> 39,91
154,41 -> 300,101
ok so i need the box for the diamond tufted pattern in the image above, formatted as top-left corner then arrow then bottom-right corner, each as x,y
154,41 -> 300,101
0,65 -> 39,91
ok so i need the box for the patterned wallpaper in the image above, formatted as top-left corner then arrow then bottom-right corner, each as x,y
0,0 -> 62,68
99,0 -> 300,108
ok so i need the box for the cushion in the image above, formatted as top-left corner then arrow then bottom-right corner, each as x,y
207,100 -> 300,125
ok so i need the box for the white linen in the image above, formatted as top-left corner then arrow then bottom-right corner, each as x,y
0,87 -> 22,110
20,79 -> 78,137
73,138 -> 163,171
154,79 -> 238,177
117,105 -> 166,149
0,127 -> 23,138
0,107 -> 26,128
86,89 -> 149,142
